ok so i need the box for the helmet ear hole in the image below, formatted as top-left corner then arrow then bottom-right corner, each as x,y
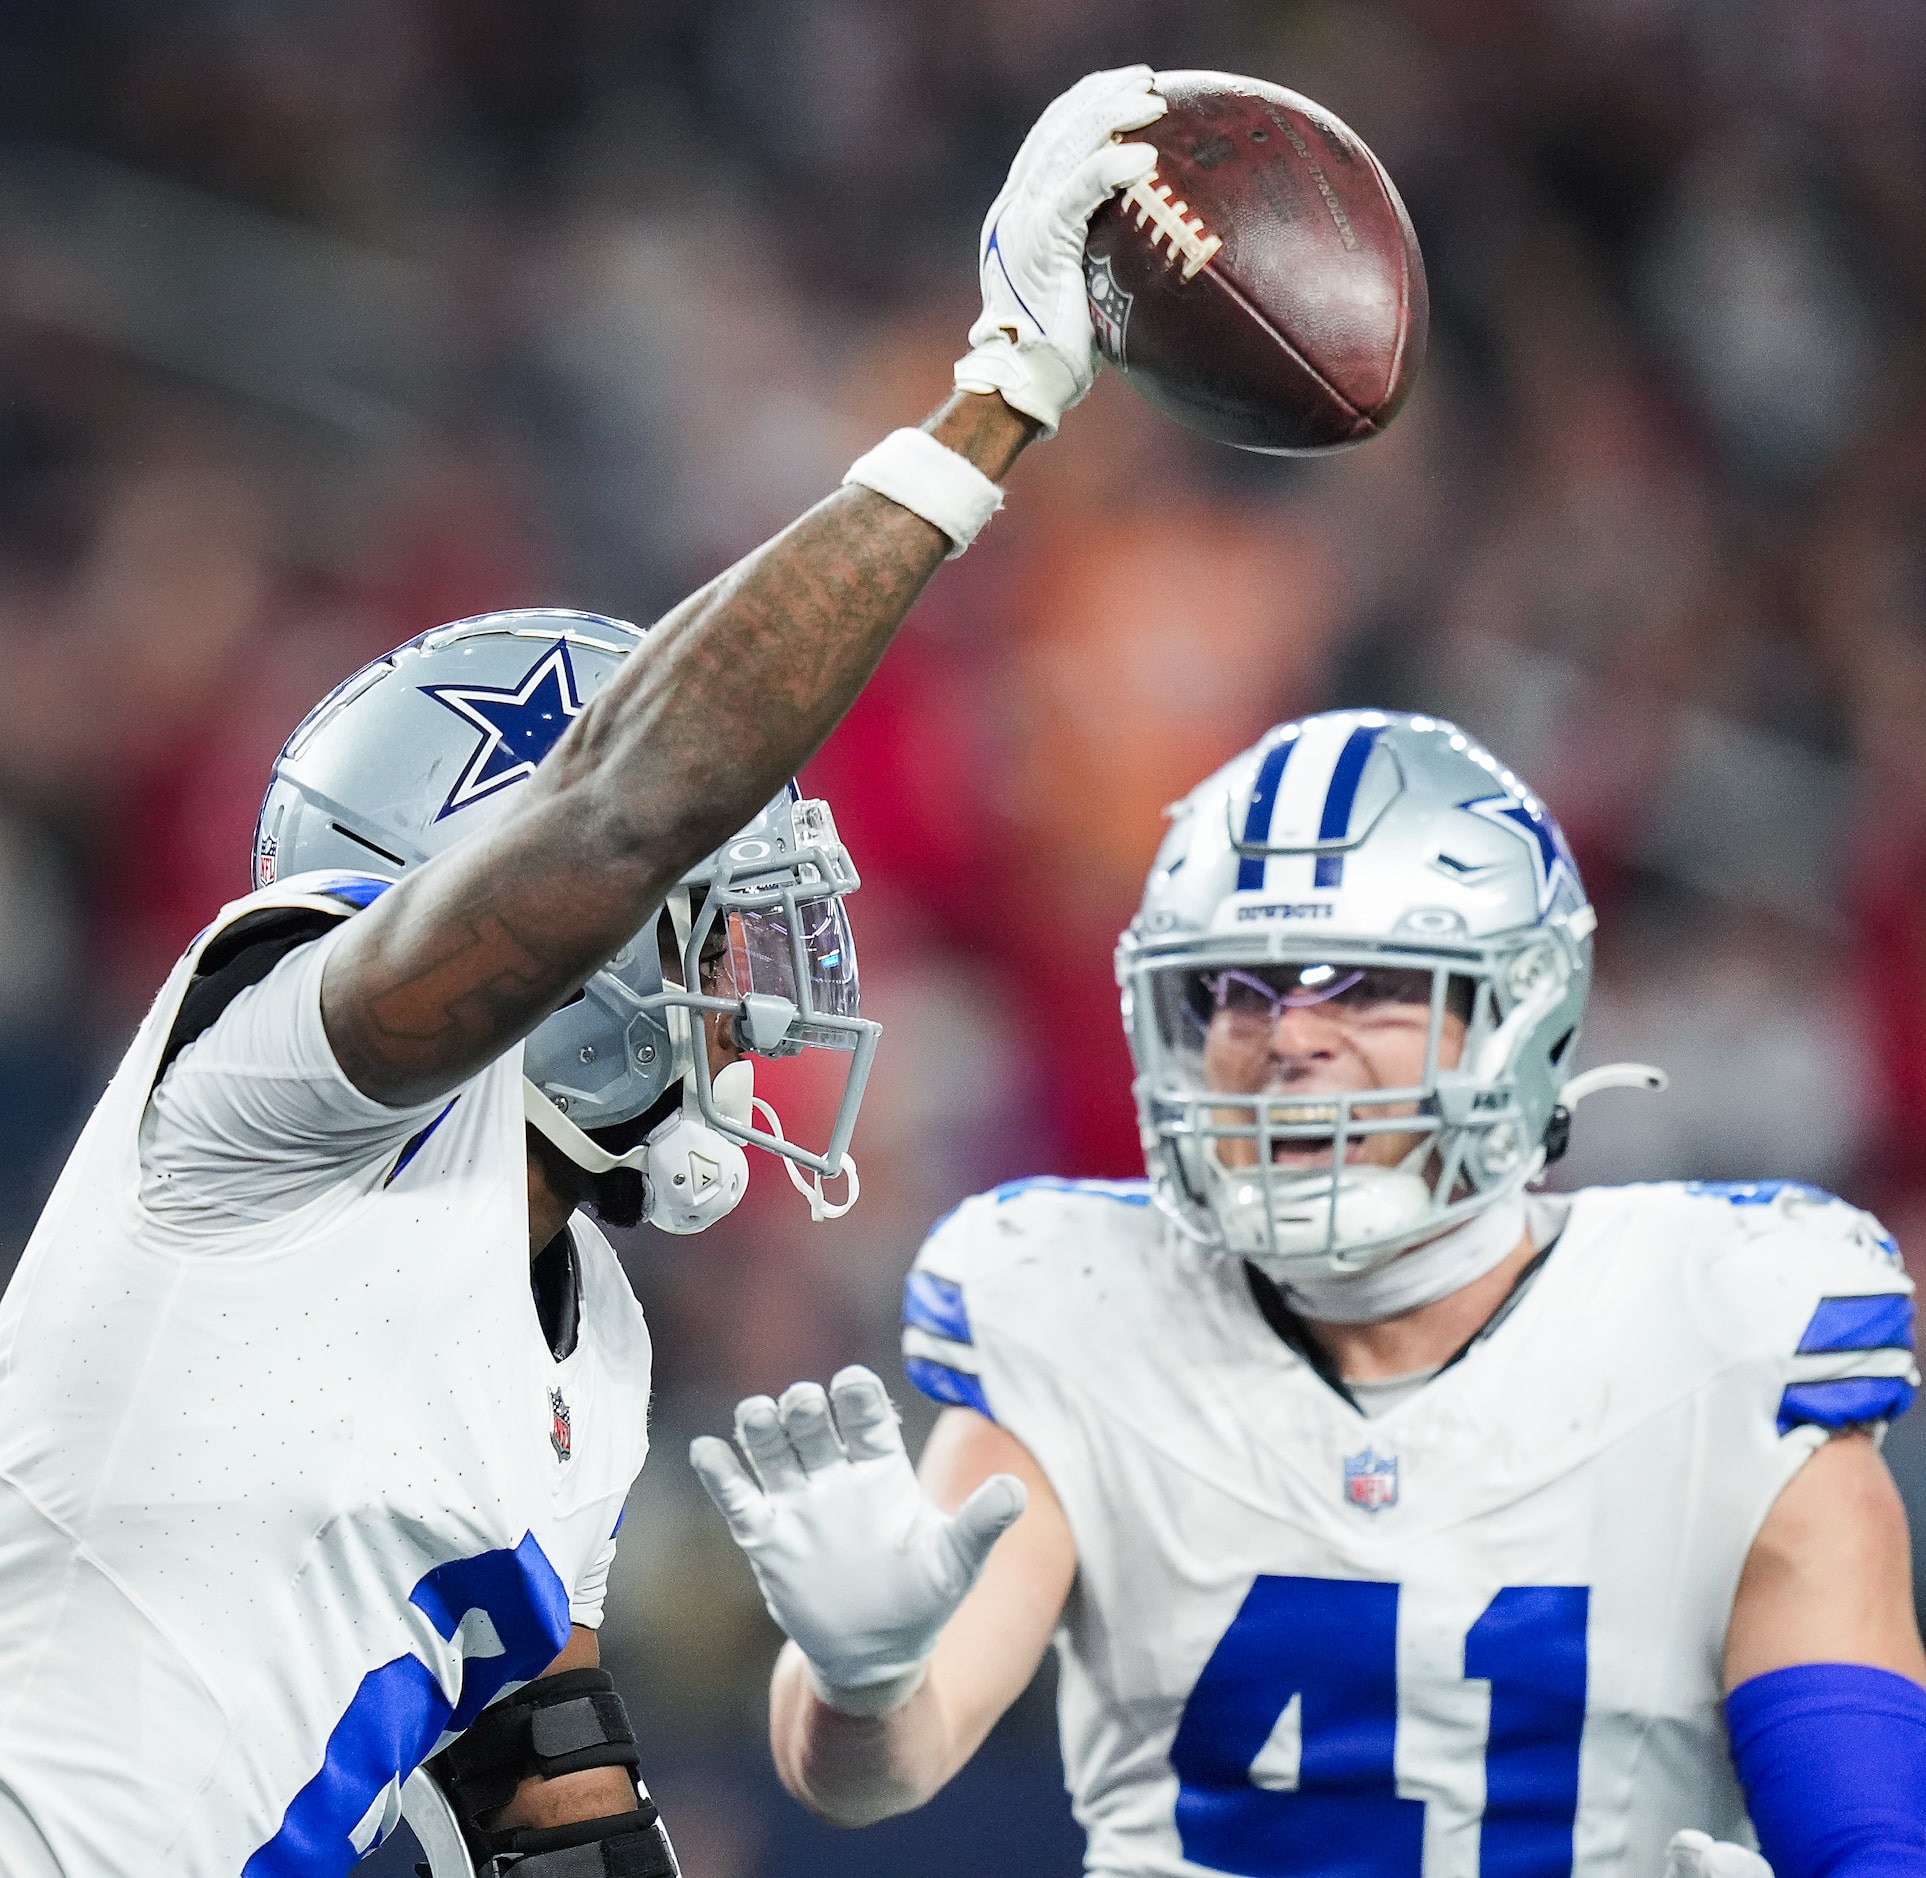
1543,1105 -> 1573,1164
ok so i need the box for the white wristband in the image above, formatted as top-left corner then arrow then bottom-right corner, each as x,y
842,428 -> 1004,559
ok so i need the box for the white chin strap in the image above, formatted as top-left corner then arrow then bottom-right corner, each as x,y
750,1095 -> 861,1223
523,1057 -> 860,1233
1278,1191 -> 1528,1324
523,1064 -> 751,1235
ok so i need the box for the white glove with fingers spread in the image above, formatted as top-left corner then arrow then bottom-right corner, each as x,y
690,1365 -> 1026,1714
953,64 -> 1165,436
1664,1830 -> 1774,1878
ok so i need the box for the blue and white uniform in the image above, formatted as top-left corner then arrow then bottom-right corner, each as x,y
902,1177 -> 1916,1878
0,875 -> 651,1878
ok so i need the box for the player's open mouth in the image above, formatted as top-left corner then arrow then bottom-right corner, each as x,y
1262,1108 -> 1372,1170
1268,1140 -> 1374,1169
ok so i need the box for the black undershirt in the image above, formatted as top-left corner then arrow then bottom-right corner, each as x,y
1243,1231 -> 1561,1414
531,1229 -> 580,1362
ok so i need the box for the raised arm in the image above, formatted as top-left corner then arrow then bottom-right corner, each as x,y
322,394 -> 1026,1106
320,65 -> 1166,1107
692,1377 -> 1076,1828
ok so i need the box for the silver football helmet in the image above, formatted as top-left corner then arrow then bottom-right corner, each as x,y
254,609 -> 877,1232
1117,710 -> 1658,1282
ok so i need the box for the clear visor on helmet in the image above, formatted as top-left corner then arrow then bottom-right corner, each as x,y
1138,955 -> 1484,1180
725,895 -> 861,1051
1153,961 -> 1461,1090
663,804 -> 878,1181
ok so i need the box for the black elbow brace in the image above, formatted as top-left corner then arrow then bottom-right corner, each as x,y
419,1668 -> 680,1877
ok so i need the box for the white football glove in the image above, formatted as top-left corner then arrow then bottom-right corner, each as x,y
690,1365 -> 1026,1713
1665,1830 -> 1774,1878
953,65 -> 1165,436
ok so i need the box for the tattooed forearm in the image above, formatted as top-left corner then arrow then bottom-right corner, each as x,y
322,391 -> 1038,1106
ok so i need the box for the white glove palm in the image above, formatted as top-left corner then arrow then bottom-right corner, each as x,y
691,1366 -> 1026,1711
953,65 -> 1165,435
1665,1831 -> 1773,1878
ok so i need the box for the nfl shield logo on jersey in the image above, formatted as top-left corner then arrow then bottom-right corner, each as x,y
1344,1446 -> 1398,1513
549,1387 -> 572,1463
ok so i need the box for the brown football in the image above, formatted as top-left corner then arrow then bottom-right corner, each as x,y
1083,71 -> 1427,454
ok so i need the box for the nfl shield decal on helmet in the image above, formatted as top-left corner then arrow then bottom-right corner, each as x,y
549,1387 -> 572,1463
1344,1446 -> 1398,1513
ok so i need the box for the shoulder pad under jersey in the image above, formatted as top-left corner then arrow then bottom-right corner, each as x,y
1668,1180 -> 1915,1434
900,1177 -> 1156,1421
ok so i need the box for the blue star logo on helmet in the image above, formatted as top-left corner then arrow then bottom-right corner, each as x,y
421,638 -> 585,822
1460,791 -> 1580,914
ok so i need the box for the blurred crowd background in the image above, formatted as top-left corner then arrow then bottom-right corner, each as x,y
1,1 -> 1923,1872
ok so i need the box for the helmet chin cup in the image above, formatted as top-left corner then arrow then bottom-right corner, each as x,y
1204,1151 -> 1434,1279
522,1061 -> 756,1234
641,1109 -> 750,1235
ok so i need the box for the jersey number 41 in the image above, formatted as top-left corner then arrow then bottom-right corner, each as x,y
1172,1575 -> 1589,1877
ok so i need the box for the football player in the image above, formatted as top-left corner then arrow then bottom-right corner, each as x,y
696,712 -> 1926,1878
0,67 -> 1169,1878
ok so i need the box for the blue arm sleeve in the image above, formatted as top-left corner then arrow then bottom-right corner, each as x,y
1726,1664 -> 1926,1878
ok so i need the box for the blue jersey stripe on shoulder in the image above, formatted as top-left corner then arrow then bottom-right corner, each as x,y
385,1098 -> 458,1188
309,872 -> 393,908
990,1176 -> 1151,1207
1686,1179 -> 1836,1208
905,1356 -> 994,1420
904,1270 -> 972,1346
1797,1294 -> 1915,1355
1778,1376 -> 1916,1435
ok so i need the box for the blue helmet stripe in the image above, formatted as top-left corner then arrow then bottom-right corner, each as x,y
1319,722 -> 1386,842
1236,736 -> 1297,892
1312,722 -> 1385,892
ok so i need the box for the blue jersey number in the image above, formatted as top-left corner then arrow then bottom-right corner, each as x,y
1171,1575 -> 1589,1878
244,1534 -> 573,1878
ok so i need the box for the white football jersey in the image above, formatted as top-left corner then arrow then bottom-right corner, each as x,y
902,1176 -> 1917,1878
0,878 -> 652,1878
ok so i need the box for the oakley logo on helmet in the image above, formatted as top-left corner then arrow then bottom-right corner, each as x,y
422,638 -> 586,822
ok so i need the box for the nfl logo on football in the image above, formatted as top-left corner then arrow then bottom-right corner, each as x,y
1344,1447 -> 1398,1514
1083,253 -> 1133,368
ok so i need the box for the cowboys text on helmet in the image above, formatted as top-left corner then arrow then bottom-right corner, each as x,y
1116,710 -> 1658,1288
